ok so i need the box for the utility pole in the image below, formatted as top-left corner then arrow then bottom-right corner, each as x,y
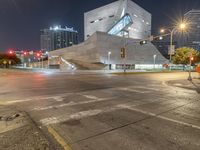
188,53 -> 193,81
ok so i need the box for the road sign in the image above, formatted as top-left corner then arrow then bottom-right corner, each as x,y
149,36 -> 154,41
168,45 -> 175,55
3,60 -> 7,65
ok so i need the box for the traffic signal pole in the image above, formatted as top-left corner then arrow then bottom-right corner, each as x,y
188,53 -> 193,81
123,31 -> 126,73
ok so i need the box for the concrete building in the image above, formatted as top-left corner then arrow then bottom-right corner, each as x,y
49,32 -> 167,70
40,25 -> 79,52
49,0 -> 167,70
84,0 -> 151,40
184,10 -> 200,51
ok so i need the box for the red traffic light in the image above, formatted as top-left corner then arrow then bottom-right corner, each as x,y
23,52 -> 28,56
36,52 -> 41,57
8,49 -> 14,55
9,51 -> 14,54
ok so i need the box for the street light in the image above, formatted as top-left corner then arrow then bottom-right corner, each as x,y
159,36 -> 163,40
160,29 -> 165,33
160,22 -> 187,70
108,51 -> 111,70
180,23 -> 186,30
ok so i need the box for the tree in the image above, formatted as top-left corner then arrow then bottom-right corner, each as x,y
172,47 -> 200,65
0,53 -> 21,68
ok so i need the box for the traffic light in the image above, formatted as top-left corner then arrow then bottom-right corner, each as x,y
121,47 -> 126,58
8,50 -> 14,55
23,51 -> 28,56
140,40 -> 147,45
36,52 -> 41,58
190,56 -> 194,61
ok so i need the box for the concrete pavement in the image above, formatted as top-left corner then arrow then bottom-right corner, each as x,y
0,106 -> 51,150
0,70 -> 200,150
167,78 -> 200,93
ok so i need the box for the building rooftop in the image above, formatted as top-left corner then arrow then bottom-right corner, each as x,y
48,25 -> 78,33
184,9 -> 200,16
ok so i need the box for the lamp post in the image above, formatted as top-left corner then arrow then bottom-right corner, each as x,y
46,52 -> 50,69
160,23 -> 186,71
153,55 -> 157,70
160,28 -> 175,70
108,51 -> 111,70
38,58 -> 41,68
42,56 -> 44,69
188,54 -> 193,81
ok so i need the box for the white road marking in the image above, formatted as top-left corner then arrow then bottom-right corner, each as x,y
1,85 -> 159,105
174,83 -> 183,86
33,96 -> 115,111
117,87 -> 150,94
119,104 -> 200,130
40,101 -> 200,130
1,93 -> 73,105
5,99 -> 38,104
81,95 -> 100,100
39,100 -> 159,125
53,96 -> 64,102
135,86 -> 160,91
40,106 -> 122,126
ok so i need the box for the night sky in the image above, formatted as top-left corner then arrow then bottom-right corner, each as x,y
0,0 -> 200,52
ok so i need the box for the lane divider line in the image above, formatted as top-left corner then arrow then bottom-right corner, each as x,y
48,126 -> 72,150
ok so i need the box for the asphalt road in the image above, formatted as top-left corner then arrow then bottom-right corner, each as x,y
0,70 -> 200,150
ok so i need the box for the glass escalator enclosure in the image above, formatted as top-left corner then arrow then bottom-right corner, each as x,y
107,13 -> 133,36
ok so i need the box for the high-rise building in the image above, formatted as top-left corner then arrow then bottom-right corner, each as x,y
40,25 -> 79,51
84,0 -> 151,40
184,10 -> 200,51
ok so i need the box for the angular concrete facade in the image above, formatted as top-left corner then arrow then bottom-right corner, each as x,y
49,32 -> 167,70
84,0 -> 151,40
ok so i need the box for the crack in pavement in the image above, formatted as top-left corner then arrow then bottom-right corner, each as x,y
72,99 -> 200,144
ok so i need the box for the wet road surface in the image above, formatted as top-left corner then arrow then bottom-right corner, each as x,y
0,70 -> 200,150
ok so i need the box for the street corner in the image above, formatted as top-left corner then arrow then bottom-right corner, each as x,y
0,106 -> 50,150
166,78 -> 200,93
0,106 -> 29,134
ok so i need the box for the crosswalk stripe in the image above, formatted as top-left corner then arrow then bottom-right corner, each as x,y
32,96 -> 116,111
40,105 -> 122,126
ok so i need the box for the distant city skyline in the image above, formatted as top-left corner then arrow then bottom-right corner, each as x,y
0,0 -> 200,51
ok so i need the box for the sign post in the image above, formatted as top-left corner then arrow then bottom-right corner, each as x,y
168,45 -> 175,70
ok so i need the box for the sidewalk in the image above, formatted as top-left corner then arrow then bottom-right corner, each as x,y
167,78 -> 200,93
0,106 -> 51,150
